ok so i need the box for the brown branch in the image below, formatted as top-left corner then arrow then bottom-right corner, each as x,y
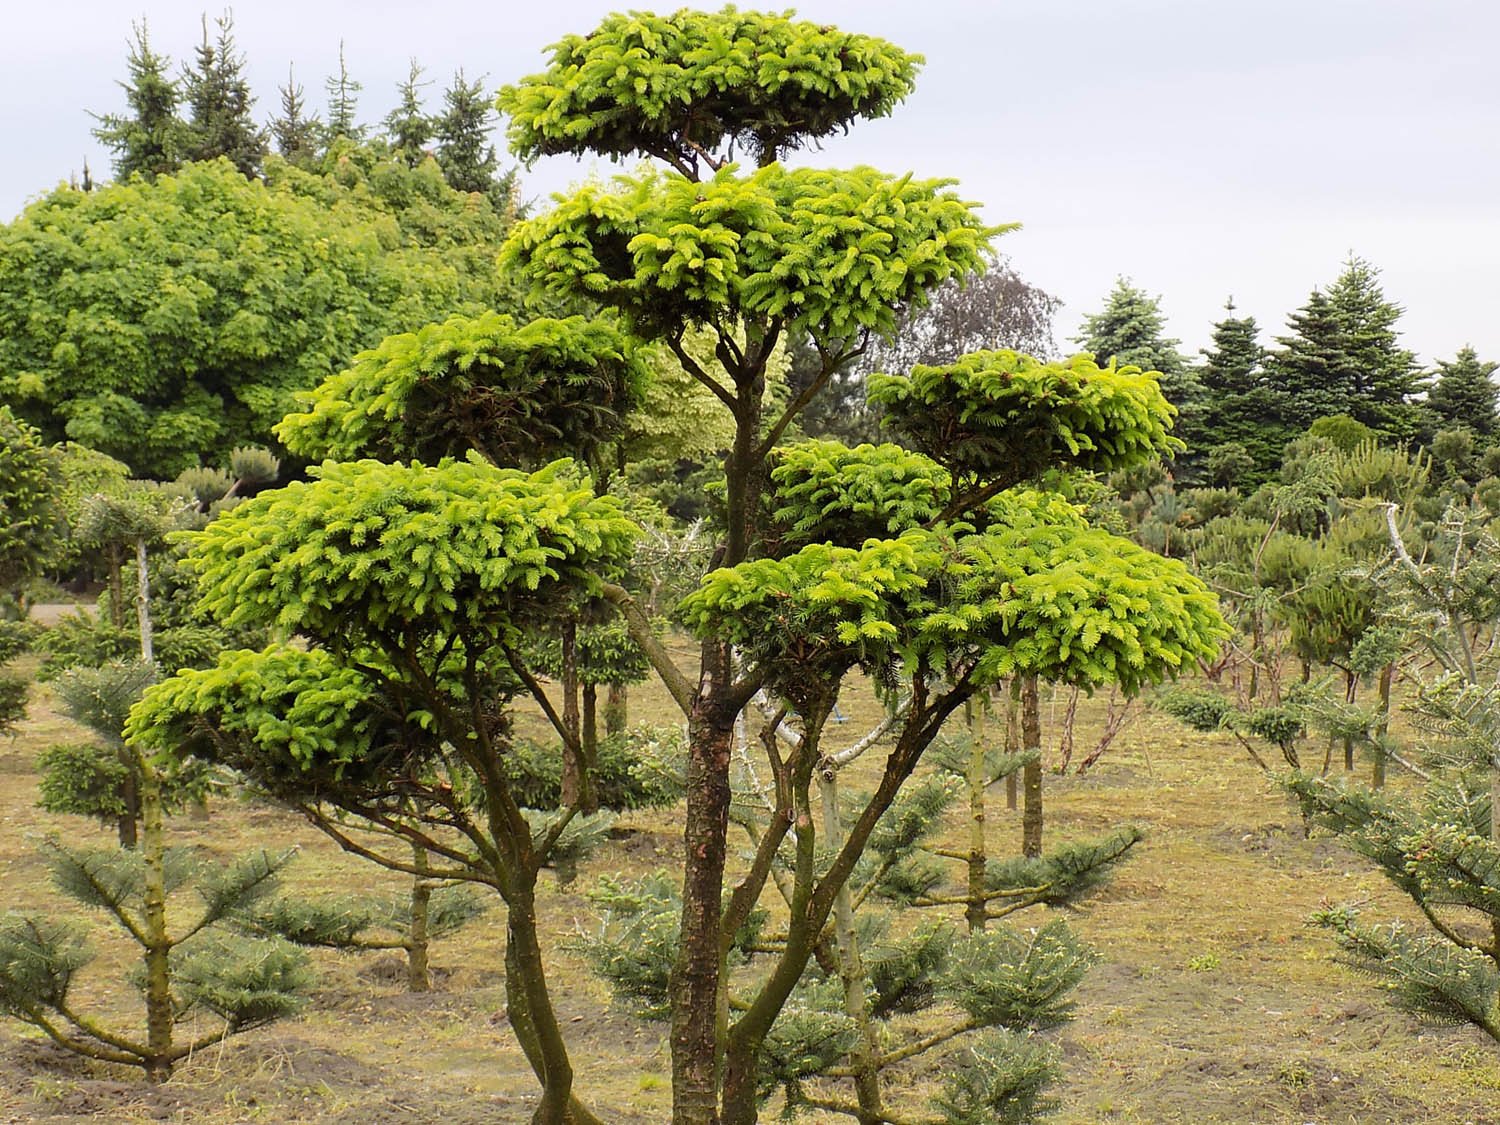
503,646 -> 580,756
600,582 -> 695,716
666,333 -> 737,411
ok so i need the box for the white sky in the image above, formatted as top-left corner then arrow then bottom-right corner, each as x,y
3,0 -> 1496,367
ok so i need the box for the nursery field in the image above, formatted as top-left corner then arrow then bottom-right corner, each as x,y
0,649 -> 1495,1125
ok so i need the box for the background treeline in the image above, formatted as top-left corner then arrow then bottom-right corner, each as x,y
3,8 -> 1500,1124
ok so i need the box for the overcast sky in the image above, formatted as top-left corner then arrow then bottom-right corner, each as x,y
3,0 -> 1495,367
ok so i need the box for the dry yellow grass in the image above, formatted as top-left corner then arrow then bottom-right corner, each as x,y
0,654 -> 1496,1124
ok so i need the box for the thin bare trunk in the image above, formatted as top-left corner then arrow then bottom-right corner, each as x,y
407,845 -> 432,992
965,698 -> 987,935
581,682 -> 599,815
604,681 -> 628,737
1055,686 -> 1079,773
1021,677 -> 1042,859
559,622 -> 586,809
1004,680 -> 1020,812
136,750 -> 173,1081
135,538 -> 153,666
673,643 -> 735,1125
819,770 -> 884,1124
1373,663 -> 1392,789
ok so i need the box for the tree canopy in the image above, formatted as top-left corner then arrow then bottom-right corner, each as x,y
0,157 -> 517,478
498,8 -> 923,175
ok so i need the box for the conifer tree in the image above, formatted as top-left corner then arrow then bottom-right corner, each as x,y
1427,346 -> 1499,442
1197,300 -> 1276,476
435,69 -> 500,197
180,12 -> 267,177
1073,279 -> 1206,467
1266,257 -> 1425,441
324,43 -> 364,144
269,65 -> 321,168
91,21 -> 186,181
385,60 -> 434,167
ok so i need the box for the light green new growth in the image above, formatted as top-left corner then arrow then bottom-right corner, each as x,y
181,456 -> 637,638
276,311 -> 647,466
498,8 -> 923,174
869,350 -> 1181,490
502,163 -> 998,343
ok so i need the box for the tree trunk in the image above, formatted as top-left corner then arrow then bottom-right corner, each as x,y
1373,662 -> 1392,789
559,622 -> 586,810
1004,679 -> 1020,812
672,643 -> 735,1125
1021,677 -> 1042,859
819,769 -> 885,1123
117,756 -> 139,849
136,749 -> 174,1081
604,681 -> 628,736
107,543 -> 125,631
1343,671 -> 1356,771
581,682 -> 599,815
135,537 -> 154,667
1056,685 -> 1079,774
407,845 -> 432,992
965,698 -> 987,934
503,876 -> 601,1125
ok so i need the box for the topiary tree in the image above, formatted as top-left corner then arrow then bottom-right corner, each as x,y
492,14 -> 1223,1123
127,456 -> 638,1123
218,12 -> 1230,1122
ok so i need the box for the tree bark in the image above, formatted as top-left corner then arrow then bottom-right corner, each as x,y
965,698 -> 988,934
1004,679 -> 1020,812
818,769 -> 884,1123
135,538 -> 153,667
559,622 -> 586,810
136,749 -> 173,1081
581,682 -> 599,815
672,643 -> 736,1125
504,876 -> 601,1125
117,757 -> 139,849
1373,662 -> 1392,789
604,681 -> 628,737
1021,677 -> 1043,859
407,845 -> 432,992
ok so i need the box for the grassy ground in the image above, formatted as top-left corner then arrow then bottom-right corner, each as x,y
0,652 -> 1496,1124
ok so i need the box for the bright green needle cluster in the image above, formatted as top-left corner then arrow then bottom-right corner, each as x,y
499,7 -> 922,170
503,164 -> 998,343
276,311 -> 647,466
181,456 -> 637,641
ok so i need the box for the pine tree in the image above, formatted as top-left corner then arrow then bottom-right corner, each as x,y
1266,257 -> 1424,441
1073,279 -> 1207,466
384,60 -> 434,167
1196,299 -> 1278,476
1264,288 -> 1349,438
324,43 -> 364,145
180,12 -> 266,176
1427,346 -> 1499,442
435,69 -> 499,197
91,22 -> 186,181
269,65 -> 321,168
